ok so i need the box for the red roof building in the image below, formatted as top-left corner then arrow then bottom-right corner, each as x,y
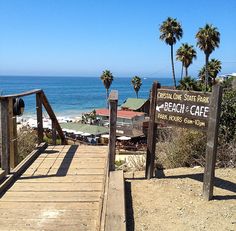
96,109 -> 145,126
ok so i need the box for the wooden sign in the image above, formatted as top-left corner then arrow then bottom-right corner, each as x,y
146,82 -> 223,201
155,89 -> 211,131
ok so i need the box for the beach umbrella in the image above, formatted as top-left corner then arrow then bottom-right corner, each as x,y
74,131 -> 83,135
81,132 -> 91,136
101,134 -> 109,139
64,129 -> 74,133
69,130 -> 79,134
117,136 -> 131,141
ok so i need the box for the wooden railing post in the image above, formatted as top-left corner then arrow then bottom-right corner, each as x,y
8,98 -> 18,168
36,92 -> 44,144
108,90 -> 118,171
40,91 -> 67,145
12,116 -> 18,166
52,120 -> 57,145
145,81 -> 160,179
0,98 -> 10,174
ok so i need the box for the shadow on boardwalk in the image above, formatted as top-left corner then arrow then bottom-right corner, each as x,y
125,181 -> 135,231
20,145 -> 79,181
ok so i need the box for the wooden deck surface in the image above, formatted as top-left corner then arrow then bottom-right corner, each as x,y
0,145 -> 108,231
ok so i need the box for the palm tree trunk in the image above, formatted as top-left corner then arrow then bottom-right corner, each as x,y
185,67 -> 188,77
106,89 -> 109,109
180,63 -> 183,80
205,53 -> 209,90
136,91 -> 138,99
171,45 -> 176,88
213,77 -> 216,85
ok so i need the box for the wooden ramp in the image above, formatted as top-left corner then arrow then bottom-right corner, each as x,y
0,145 -> 108,231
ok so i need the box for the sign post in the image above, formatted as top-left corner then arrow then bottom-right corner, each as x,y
146,83 -> 223,200
203,85 -> 223,200
145,81 -> 160,179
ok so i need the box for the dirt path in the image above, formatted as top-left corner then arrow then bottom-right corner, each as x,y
125,167 -> 236,231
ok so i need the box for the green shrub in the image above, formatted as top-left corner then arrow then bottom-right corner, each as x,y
115,160 -> 126,168
43,136 -> 61,145
219,89 -> 236,142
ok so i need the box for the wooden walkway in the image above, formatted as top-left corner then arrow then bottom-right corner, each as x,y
0,145 -> 108,231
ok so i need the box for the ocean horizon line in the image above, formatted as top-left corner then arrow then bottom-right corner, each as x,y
0,75 -> 173,79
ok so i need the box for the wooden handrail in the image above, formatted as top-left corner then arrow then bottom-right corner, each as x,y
0,89 -> 67,174
40,91 -> 67,145
0,89 -> 42,98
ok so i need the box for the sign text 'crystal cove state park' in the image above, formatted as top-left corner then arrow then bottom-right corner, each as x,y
155,89 -> 211,130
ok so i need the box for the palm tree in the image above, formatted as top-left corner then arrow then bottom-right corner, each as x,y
209,58 -> 221,84
100,70 -> 114,107
178,76 -> 197,91
198,66 -> 206,83
176,45 -> 185,80
160,17 -> 183,88
131,76 -> 142,98
176,43 -> 197,79
196,24 -> 220,90
198,59 -> 222,86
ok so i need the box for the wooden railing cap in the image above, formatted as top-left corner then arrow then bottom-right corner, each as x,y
0,89 -> 42,99
109,90 -> 118,101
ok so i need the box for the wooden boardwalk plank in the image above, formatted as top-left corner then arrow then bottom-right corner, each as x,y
9,182 -> 103,192
22,167 -> 105,176
29,161 -> 105,169
0,208 -> 97,219
0,201 -> 99,210
0,145 -> 108,231
0,218 -> 96,231
18,175 -> 104,183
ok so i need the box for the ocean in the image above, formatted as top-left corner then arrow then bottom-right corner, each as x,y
0,76 -> 175,118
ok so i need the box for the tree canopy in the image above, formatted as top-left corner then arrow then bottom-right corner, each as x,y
160,17 -> 183,88
131,76 -> 142,98
196,24 -> 220,89
176,43 -> 197,78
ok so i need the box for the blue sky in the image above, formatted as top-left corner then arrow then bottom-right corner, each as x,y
0,0 -> 235,78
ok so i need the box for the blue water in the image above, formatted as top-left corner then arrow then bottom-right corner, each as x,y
0,76 -> 175,117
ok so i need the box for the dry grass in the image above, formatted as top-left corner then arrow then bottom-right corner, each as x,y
156,128 -> 206,169
17,127 -> 38,163
217,140 -> 236,168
